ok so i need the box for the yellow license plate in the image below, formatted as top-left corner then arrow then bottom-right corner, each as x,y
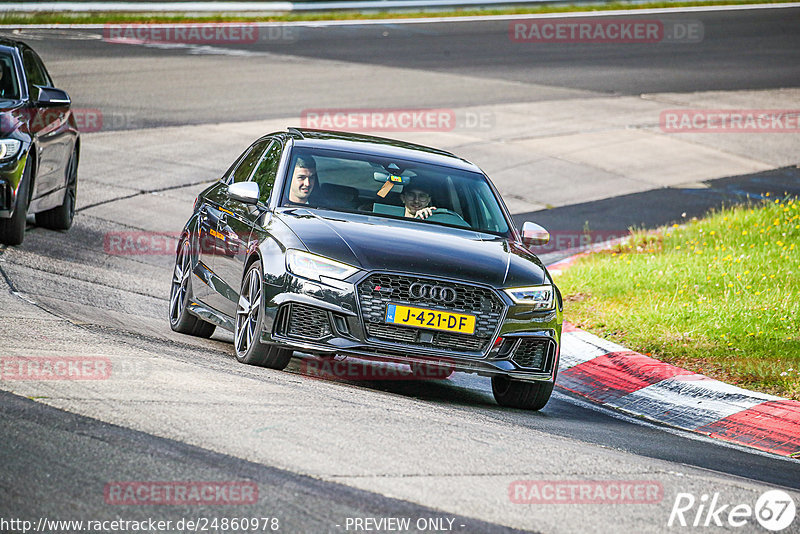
385,304 -> 475,335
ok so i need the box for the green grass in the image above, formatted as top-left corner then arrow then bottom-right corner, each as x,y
0,0 -> 795,25
556,195 -> 800,400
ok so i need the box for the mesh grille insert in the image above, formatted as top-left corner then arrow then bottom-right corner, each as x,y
511,338 -> 555,371
357,273 -> 504,354
285,303 -> 331,340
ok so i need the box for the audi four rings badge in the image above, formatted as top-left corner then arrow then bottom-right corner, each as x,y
408,283 -> 457,303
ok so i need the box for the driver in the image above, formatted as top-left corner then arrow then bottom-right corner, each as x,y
288,155 -> 317,204
400,178 -> 437,220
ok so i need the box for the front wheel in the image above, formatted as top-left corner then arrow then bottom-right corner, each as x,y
234,261 -> 292,369
169,238 -> 216,338
0,159 -> 31,246
491,376 -> 554,411
36,148 -> 78,231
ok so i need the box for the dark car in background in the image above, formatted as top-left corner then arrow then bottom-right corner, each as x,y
170,128 -> 562,410
0,38 -> 80,246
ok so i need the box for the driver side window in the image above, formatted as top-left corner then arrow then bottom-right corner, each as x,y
231,139 -> 270,184
22,49 -> 46,97
251,140 -> 282,204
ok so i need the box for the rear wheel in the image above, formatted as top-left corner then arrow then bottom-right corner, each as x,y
234,261 -> 292,369
0,159 -> 31,246
36,149 -> 78,231
491,376 -> 553,411
169,238 -> 216,338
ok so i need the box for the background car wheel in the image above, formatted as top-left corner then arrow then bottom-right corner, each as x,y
36,149 -> 78,231
491,376 -> 554,411
0,159 -> 31,246
169,238 -> 216,338
409,362 -> 454,379
234,261 -> 292,369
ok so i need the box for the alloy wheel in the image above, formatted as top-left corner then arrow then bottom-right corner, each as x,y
169,240 -> 191,324
235,267 -> 262,355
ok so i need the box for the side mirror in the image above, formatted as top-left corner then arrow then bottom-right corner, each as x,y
521,221 -> 550,247
34,86 -> 71,107
227,181 -> 259,205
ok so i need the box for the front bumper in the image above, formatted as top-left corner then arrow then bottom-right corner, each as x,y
0,150 -> 28,219
260,271 -> 561,383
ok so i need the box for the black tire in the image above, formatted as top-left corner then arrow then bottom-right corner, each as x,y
169,238 -> 216,338
409,362 -> 454,379
491,376 -> 554,411
234,261 -> 292,369
36,148 -> 78,231
0,158 -> 31,246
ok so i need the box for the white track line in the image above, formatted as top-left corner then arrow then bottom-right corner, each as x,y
0,2 -> 798,28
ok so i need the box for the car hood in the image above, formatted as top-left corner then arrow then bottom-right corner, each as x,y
275,208 -> 548,287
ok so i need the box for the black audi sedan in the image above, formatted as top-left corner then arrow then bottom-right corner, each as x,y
171,128 -> 562,410
0,38 -> 79,246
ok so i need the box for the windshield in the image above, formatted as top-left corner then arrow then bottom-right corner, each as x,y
281,147 -> 511,236
0,52 -> 19,101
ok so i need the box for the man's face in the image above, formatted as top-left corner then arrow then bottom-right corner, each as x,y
289,165 -> 315,203
401,188 -> 430,215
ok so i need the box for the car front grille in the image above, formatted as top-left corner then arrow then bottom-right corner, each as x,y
275,303 -> 331,341
357,273 -> 504,354
366,323 -> 417,344
511,338 -> 556,371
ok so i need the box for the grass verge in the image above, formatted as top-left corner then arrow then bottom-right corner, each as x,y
556,195 -> 800,400
0,0 -> 796,25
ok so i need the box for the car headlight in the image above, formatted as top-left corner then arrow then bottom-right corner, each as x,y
286,249 -> 359,282
504,285 -> 555,310
0,139 -> 21,161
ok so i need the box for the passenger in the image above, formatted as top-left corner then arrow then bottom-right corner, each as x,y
400,179 -> 437,220
288,155 -> 317,204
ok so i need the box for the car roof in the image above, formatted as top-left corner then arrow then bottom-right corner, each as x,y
281,128 -> 483,173
0,38 -> 25,52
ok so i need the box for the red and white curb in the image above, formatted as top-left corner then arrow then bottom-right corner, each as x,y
548,255 -> 800,458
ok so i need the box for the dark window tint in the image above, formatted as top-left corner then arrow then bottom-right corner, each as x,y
279,147 -> 510,235
251,140 -> 282,203
0,52 -> 20,100
231,139 -> 271,183
34,52 -> 53,86
22,49 -> 50,96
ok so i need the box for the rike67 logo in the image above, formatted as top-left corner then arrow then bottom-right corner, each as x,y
668,489 -> 796,531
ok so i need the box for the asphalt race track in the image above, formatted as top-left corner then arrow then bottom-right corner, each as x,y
1,6 -> 800,534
